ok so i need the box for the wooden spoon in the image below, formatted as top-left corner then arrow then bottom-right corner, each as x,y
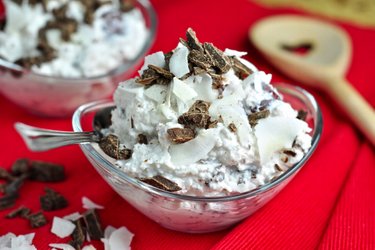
250,15 -> 375,146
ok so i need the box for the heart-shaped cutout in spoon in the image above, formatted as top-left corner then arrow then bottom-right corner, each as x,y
250,15 -> 375,145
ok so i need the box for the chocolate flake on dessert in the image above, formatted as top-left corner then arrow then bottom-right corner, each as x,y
274,164 -> 283,172
40,187 -> 68,211
164,51 -> 173,70
188,49 -> 212,70
248,109 -> 270,127
228,123 -> 237,133
203,42 -> 231,73
136,65 -> 173,86
230,57 -> 253,79
186,28 -> 204,52
178,100 -> 211,128
140,175 -> 181,192
297,109 -> 308,121
148,64 -> 174,79
137,134 -> 148,144
28,211 -> 47,228
167,128 -> 196,143
6,206 -> 31,219
83,209 -> 104,240
99,134 -> 132,160
283,150 -> 297,157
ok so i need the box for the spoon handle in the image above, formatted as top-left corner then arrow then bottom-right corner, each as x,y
326,78 -> 375,146
15,122 -> 101,152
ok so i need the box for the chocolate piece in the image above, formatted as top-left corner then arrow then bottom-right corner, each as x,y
99,134 -> 132,160
248,109 -> 270,127
167,128 -> 196,143
11,158 -> 29,176
120,0 -> 135,12
29,161 -> 65,182
283,150 -> 297,157
136,68 -> 160,85
188,49 -> 212,70
228,123 -> 237,133
94,106 -> 114,131
274,164 -> 283,172
186,28 -> 204,52
83,209 -> 103,240
140,175 -> 181,192
297,109 -> 308,121
0,194 -> 18,210
28,211 -> 47,228
6,206 -> 31,219
0,167 -> 13,181
178,100 -> 211,128
148,64 -> 174,79
0,18 -> 6,31
69,218 -> 86,249
4,174 -> 27,195
164,51 -> 173,70
203,42 -> 231,73
137,134 -> 148,144
40,187 -> 68,211
230,56 -> 253,79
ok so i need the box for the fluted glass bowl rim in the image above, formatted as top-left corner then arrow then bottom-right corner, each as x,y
72,83 -> 322,202
0,0 -> 157,82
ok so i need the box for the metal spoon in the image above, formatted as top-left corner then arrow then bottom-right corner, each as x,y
250,15 -> 375,145
15,106 -> 114,151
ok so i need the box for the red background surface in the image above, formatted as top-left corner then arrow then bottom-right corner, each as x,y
0,0 -> 374,249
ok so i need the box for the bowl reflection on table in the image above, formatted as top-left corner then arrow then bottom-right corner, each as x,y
72,83 -> 322,233
0,0 -> 157,117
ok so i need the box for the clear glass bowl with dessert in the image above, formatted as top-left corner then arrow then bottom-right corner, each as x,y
72,29 -> 322,233
0,0 -> 157,117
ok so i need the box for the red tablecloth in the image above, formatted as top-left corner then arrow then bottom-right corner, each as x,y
0,0 -> 374,249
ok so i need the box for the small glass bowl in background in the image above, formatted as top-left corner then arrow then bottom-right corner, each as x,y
0,0 -> 157,117
72,83 -> 322,233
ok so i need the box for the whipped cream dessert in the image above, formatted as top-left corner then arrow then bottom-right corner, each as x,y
106,28 -> 312,197
0,0 -> 148,78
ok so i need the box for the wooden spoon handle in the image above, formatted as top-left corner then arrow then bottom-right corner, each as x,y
326,77 -> 375,146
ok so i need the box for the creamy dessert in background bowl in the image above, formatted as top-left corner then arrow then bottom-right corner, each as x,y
71,29 -> 322,233
0,0 -> 157,117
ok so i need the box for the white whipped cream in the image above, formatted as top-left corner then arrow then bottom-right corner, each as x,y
110,43 -> 312,196
0,0 -> 148,78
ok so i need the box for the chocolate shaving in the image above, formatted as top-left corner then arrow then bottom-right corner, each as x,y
164,51 -> 173,70
83,209 -> 103,240
248,109 -> 270,127
99,134 -> 132,160
274,164 -> 283,172
4,174 -> 27,196
11,159 -> 29,176
28,211 -> 47,228
203,42 -> 231,73
167,128 -> 196,143
297,109 -> 308,121
228,123 -> 237,133
140,175 -> 181,192
40,187 -> 68,211
6,206 -> 31,219
69,218 -> 86,249
0,167 -> 14,181
120,0 -> 135,12
136,66 -> 171,86
148,64 -> 174,79
137,134 -> 148,144
186,28 -> 204,52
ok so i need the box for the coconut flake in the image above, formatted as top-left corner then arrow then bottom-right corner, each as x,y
49,243 -> 76,250
188,73 -> 218,102
82,196 -> 104,210
224,48 -> 247,57
82,245 -> 97,250
138,52 -> 165,75
169,44 -> 190,78
144,84 -> 168,104
63,212 -> 82,221
108,227 -> 134,250
51,217 -> 76,238
217,106 -> 252,147
172,77 -> 197,103
255,117 -> 310,164
169,129 -> 218,165
0,232 -> 36,250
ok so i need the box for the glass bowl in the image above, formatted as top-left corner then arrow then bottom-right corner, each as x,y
0,0 -> 157,117
72,83 -> 322,233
